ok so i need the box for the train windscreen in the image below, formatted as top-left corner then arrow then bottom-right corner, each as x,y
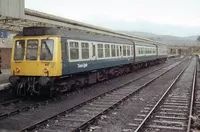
26,40 -> 39,60
40,39 -> 54,61
14,40 -> 25,60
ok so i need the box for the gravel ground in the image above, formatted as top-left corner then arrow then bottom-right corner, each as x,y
192,57 -> 200,131
0,74 -> 10,84
194,57 -> 200,116
0,57 -> 187,131
142,57 -> 196,132
0,98 -> 48,116
84,58 -> 191,132
0,89 -> 12,103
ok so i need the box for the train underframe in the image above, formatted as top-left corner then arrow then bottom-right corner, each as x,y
9,58 -> 167,97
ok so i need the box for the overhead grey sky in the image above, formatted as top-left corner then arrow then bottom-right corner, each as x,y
25,0 -> 200,37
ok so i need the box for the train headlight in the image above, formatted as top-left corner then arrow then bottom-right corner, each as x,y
44,68 -> 48,73
16,67 -> 20,73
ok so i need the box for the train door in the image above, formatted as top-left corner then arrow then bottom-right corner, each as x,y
155,44 -> 159,59
61,37 -> 69,74
132,41 -> 136,63
91,43 -> 97,60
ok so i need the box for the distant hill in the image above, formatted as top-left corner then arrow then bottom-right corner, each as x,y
119,31 -> 198,46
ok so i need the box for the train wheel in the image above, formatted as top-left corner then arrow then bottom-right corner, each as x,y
16,82 -> 27,96
10,85 -> 18,97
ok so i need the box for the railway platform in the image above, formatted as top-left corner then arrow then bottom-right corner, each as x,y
0,69 -> 10,91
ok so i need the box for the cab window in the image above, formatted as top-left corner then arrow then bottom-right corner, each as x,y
14,40 -> 25,60
40,39 -> 54,61
26,40 -> 38,60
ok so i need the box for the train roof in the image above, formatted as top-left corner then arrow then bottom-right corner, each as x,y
15,27 -> 167,47
15,27 -> 133,44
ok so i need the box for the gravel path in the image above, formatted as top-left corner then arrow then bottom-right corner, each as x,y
84,58 -> 191,132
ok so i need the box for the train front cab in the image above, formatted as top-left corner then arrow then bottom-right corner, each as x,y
9,36 -> 62,96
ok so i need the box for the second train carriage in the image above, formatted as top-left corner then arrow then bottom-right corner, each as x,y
9,27 -> 167,96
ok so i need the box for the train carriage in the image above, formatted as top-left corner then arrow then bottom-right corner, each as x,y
135,41 -> 157,63
9,27 -> 167,97
157,43 -> 168,60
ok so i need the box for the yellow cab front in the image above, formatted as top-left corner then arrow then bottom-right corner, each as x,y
10,36 -> 62,77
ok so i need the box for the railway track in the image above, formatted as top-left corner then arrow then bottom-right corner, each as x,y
190,56 -> 200,131
0,97 -> 52,120
0,86 -> 13,103
122,56 -> 197,132
0,57 -> 188,122
18,57 -> 191,131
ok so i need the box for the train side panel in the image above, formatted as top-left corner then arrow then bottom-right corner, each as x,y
61,39 -> 134,75
134,42 -> 157,63
157,44 -> 168,59
65,58 -> 134,75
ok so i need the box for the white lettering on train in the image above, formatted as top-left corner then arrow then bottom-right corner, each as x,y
77,63 -> 88,68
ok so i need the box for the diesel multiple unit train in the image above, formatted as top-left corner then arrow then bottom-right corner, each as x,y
9,27 -> 168,96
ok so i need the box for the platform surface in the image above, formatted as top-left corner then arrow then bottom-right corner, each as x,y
0,69 -> 10,91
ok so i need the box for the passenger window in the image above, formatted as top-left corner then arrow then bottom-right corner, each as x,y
40,39 -> 54,61
81,42 -> 89,59
123,46 -> 127,56
92,44 -> 96,57
14,40 -> 25,60
111,45 -> 116,57
69,41 -> 79,60
138,47 -> 140,54
105,44 -> 110,57
26,40 -> 38,60
130,46 -> 133,55
116,45 -> 119,56
98,44 -> 103,58
127,46 -> 130,56
120,46 -> 122,56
